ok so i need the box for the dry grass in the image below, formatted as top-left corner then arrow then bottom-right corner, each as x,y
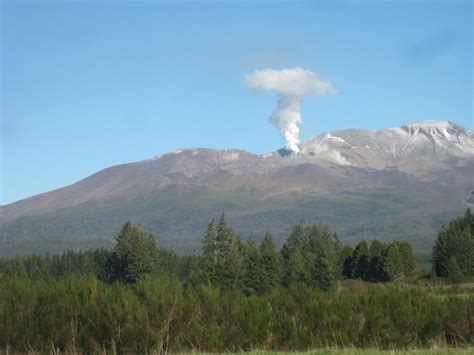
183,348 -> 474,355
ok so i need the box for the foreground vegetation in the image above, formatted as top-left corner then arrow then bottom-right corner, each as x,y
0,277 -> 472,352
0,210 -> 472,352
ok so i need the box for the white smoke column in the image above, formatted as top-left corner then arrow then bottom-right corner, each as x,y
246,67 -> 337,153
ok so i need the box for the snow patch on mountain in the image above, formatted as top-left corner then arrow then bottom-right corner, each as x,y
300,120 -> 474,171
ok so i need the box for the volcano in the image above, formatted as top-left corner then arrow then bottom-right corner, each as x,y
1,120 -> 473,256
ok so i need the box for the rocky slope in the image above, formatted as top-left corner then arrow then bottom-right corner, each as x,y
299,120 -> 474,175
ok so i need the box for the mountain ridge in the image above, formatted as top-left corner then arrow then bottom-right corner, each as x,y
1,120 -> 472,256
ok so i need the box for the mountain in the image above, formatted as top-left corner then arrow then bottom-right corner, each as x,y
300,120 -> 474,174
1,120 -> 473,257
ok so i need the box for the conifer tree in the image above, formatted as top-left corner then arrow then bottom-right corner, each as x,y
281,222 -> 305,261
445,256 -> 464,282
312,253 -> 336,291
107,222 -> 156,283
306,224 -> 342,278
368,240 -> 384,281
202,218 -> 219,282
222,235 -> 245,289
339,246 -> 354,278
259,233 -> 282,292
380,243 -> 404,281
369,239 -> 384,258
432,209 -> 474,280
202,215 -> 243,288
242,239 -> 263,294
398,241 -> 417,276
284,249 -> 308,286
281,222 -> 307,286
352,241 -> 369,280
216,213 -> 233,259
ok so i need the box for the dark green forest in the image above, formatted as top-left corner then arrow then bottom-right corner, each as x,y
0,210 -> 473,352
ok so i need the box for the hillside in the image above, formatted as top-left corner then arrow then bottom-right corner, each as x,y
1,120 -> 472,256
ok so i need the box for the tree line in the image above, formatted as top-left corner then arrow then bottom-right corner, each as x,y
0,215 -> 420,291
0,210 -> 473,352
2,210 -> 472,286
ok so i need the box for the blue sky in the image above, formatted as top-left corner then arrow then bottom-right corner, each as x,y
1,0 -> 472,204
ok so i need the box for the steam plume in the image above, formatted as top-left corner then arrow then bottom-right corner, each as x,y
246,67 -> 337,153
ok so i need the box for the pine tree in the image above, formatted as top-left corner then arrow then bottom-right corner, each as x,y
201,218 -> 219,282
281,222 -> 341,287
202,215 -> 242,288
259,233 -> 282,292
222,235 -> 245,289
242,238 -> 263,294
281,222 -> 307,287
216,213 -> 233,259
445,256 -> 464,283
369,239 -> 384,258
368,240 -> 384,281
215,214 -> 240,287
339,246 -> 354,279
352,241 -> 369,280
398,241 -> 417,276
284,249 -> 308,286
432,209 -> 474,279
312,253 -> 335,291
107,222 -> 157,283
306,224 -> 342,279
380,243 -> 404,281
281,222 -> 306,260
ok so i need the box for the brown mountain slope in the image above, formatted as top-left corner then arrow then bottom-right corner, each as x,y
1,121 -> 472,256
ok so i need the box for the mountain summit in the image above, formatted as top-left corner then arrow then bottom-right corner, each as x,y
1,120 -> 473,256
299,120 -> 474,173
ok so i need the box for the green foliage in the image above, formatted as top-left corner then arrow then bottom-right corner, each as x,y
201,218 -> 219,282
311,254 -> 336,291
342,240 -> 417,283
216,213 -> 234,257
281,222 -> 341,290
1,184 -> 453,259
368,239 -> 384,281
1,276 -> 472,352
0,215 -> 473,352
242,239 -> 263,295
107,222 -> 157,283
433,208 -> 474,281
0,249 -> 111,279
445,256 -> 464,283
201,214 -> 244,288
340,245 -> 354,278
259,233 -> 282,293
352,241 -> 369,279
222,234 -> 245,290
398,241 -> 417,276
380,243 -> 405,281
284,248 -> 308,286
